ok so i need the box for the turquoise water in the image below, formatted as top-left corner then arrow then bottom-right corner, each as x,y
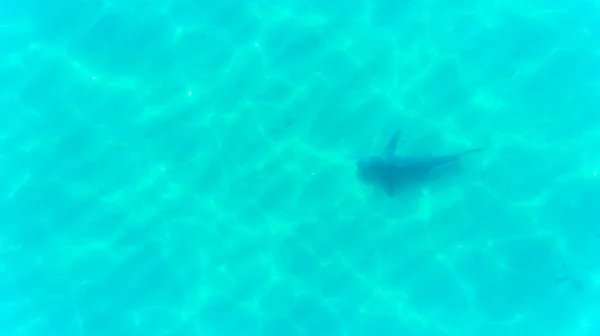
2,0 -> 600,335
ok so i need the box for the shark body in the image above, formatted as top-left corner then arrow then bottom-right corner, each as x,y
356,131 -> 484,196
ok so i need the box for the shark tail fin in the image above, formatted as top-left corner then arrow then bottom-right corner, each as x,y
457,146 -> 486,157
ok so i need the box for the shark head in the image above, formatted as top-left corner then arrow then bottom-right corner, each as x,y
356,156 -> 390,183
356,131 -> 402,188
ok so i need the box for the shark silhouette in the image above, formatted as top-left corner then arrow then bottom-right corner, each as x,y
356,131 -> 484,196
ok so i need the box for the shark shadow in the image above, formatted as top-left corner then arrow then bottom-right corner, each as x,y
356,130 -> 485,197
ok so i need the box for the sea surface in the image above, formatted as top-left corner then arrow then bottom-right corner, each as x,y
1,0 -> 600,335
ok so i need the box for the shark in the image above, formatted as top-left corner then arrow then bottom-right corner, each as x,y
356,131 -> 485,196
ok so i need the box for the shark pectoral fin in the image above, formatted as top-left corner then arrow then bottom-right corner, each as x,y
383,178 -> 396,197
384,130 -> 402,156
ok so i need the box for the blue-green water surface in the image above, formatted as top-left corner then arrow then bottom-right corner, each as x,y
1,0 -> 600,335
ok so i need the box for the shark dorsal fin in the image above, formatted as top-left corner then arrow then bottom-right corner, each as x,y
384,131 -> 401,156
